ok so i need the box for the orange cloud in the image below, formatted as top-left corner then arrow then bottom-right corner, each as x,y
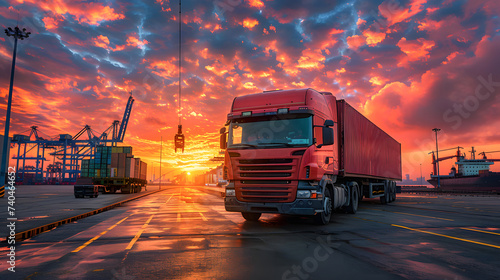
92,35 -> 110,49
362,30 -> 386,46
296,48 -> 325,69
126,35 -> 149,48
241,18 -> 259,30
346,35 -> 366,50
357,18 -> 366,27
248,0 -> 265,9
21,0 -> 125,26
205,61 -> 229,76
442,51 -> 462,64
243,82 -> 258,90
369,76 -> 388,86
42,16 -> 64,30
147,59 -> 178,78
418,19 -> 444,31
379,0 -> 426,26
397,37 -> 435,64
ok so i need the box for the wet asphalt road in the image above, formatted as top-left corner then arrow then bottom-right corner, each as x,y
1,187 -> 500,280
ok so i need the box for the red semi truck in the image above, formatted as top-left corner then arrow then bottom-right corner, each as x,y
220,88 -> 401,224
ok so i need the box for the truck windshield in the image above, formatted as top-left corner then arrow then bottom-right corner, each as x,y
228,115 -> 313,149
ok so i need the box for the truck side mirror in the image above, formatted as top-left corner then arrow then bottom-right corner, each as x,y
324,120 -> 334,127
317,120 -> 334,148
220,127 -> 227,149
322,126 -> 334,146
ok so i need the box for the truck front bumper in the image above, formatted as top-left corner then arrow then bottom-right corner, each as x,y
225,197 -> 323,216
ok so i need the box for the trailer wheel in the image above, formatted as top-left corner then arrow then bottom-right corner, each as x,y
314,187 -> 332,225
380,194 -> 388,204
242,212 -> 261,221
391,182 -> 397,202
346,183 -> 359,214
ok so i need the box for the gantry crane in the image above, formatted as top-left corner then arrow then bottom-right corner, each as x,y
12,93 -> 136,184
478,150 -> 500,161
429,146 -> 463,176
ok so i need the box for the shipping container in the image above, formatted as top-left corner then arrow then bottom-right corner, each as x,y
140,161 -> 147,180
125,157 -> 136,178
79,146 -> 146,194
337,100 -> 402,180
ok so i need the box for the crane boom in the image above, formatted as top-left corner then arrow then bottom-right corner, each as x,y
118,93 -> 134,142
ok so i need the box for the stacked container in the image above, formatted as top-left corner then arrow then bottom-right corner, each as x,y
81,146 -> 135,178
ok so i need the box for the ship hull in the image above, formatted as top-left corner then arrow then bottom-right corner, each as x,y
428,172 -> 500,192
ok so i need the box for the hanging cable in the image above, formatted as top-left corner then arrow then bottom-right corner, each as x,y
174,0 -> 185,153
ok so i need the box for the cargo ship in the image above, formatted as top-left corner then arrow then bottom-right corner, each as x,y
428,147 -> 500,192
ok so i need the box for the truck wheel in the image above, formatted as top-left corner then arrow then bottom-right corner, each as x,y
314,187 -> 332,225
242,212 -> 261,221
391,182 -> 397,202
380,194 -> 388,204
346,184 -> 359,214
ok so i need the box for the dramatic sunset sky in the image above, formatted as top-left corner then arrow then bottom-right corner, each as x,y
1,0 -> 499,180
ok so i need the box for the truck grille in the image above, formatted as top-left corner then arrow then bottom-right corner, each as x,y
234,158 -> 298,203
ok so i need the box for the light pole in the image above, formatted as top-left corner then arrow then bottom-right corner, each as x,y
432,128 -> 441,188
1,26 -> 30,187
152,162 -> 155,182
420,164 -> 423,185
159,136 -> 162,189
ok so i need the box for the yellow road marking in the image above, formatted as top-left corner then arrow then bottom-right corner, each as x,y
461,228 -> 500,236
126,214 -> 155,250
72,214 -> 132,253
392,211 -> 454,221
199,212 -> 208,221
366,208 -> 453,221
392,224 -> 500,249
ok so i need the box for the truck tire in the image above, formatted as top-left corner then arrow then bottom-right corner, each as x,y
380,194 -> 388,204
314,187 -> 332,225
391,182 -> 397,202
346,183 -> 359,214
242,212 -> 261,221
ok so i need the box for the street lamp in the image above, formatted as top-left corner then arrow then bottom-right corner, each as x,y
1,26 -> 30,187
432,128 -> 441,188
159,136 -> 162,189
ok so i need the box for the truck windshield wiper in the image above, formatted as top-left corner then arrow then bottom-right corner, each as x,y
230,143 -> 258,148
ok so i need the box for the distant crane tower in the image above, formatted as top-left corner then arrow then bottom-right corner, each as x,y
174,0 -> 185,153
12,93 -> 136,184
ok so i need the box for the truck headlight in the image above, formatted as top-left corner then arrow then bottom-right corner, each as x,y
226,189 -> 235,196
297,190 -> 311,198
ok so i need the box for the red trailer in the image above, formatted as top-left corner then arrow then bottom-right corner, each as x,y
221,88 -> 401,224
